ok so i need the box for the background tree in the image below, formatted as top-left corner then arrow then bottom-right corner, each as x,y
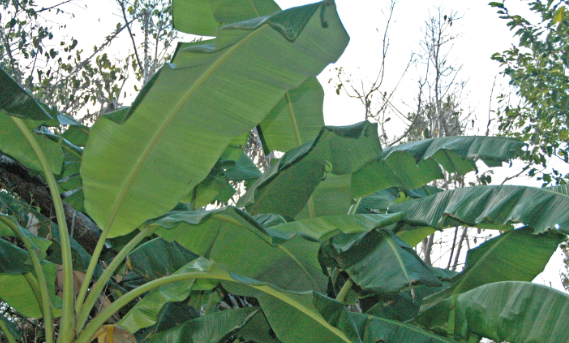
491,0 -> 569,185
491,0 -> 569,293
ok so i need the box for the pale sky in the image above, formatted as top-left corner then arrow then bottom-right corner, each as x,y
46,0 -> 568,291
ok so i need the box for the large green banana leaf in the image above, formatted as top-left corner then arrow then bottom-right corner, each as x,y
363,268 -> 455,322
0,69 -> 64,174
548,183 -> 569,195
173,0 -> 280,36
258,76 -> 325,153
390,185 -> 569,234
224,276 -> 457,343
144,307 -> 259,343
0,239 -> 34,274
152,207 -> 326,292
240,121 -> 382,218
415,281 -> 569,343
0,261 -> 60,318
249,133 -> 523,220
81,2 -> 349,238
128,238 -> 199,280
269,212 -> 404,241
235,310 -> 282,343
351,136 -> 524,197
420,227 -> 563,311
134,302 -> 199,341
295,173 -> 354,219
320,228 -> 442,295
117,257 -> 454,342
0,68 -> 51,120
118,263 -> 218,333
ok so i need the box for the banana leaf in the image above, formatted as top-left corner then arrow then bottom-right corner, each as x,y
416,281 -> 569,343
0,68 -> 64,174
57,114 -> 90,147
258,76 -> 325,153
173,0 -> 280,36
0,238 -> 34,274
153,206 -> 326,293
0,261 -> 61,318
128,238 -> 200,280
235,310 -> 282,343
144,307 -> 259,342
253,134 -> 523,220
269,212 -> 404,241
352,136 -> 524,198
320,228 -> 442,295
187,146 -> 260,208
119,257 -> 455,342
240,121 -> 382,218
81,2 -> 349,238
420,227 -> 563,311
390,185 -> 569,234
0,68 -> 51,120
224,276 -> 457,343
135,302 -> 199,341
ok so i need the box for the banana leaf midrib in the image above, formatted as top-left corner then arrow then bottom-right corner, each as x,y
384,233 -> 412,285
103,25 -> 270,232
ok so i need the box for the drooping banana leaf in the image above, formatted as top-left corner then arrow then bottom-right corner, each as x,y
258,76 -> 325,153
239,121 -> 382,218
57,114 -> 90,147
269,212 -> 404,241
396,226 -> 438,247
415,281 -> 569,343
390,185 -> 569,234
144,307 -> 259,343
118,260 -> 219,333
223,147 -> 262,182
118,257 -> 454,342
0,68 -> 64,174
0,238 -> 34,274
235,309 -> 282,343
173,0 -> 281,36
351,136 -> 524,198
186,146 -> 261,208
320,228 -> 441,295
134,302 -> 200,341
0,261 -> 60,318
420,227 -> 563,312
295,173 -> 354,219
288,135 -> 522,220
153,206 -> 326,293
224,277 -> 457,343
81,2 -> 349,238
0,68 -> 51,120
364,270 -> 453,323
127,238 -> 199,280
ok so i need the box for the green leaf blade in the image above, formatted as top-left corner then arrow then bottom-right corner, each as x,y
82,2 -> 349,238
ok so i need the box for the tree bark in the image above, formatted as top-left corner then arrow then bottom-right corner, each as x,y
0,155 -> 100,254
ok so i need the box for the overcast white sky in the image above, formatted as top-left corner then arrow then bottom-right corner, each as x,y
51,0 -> 567,291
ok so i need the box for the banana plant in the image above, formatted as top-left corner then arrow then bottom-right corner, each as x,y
0,1 -> 568,343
